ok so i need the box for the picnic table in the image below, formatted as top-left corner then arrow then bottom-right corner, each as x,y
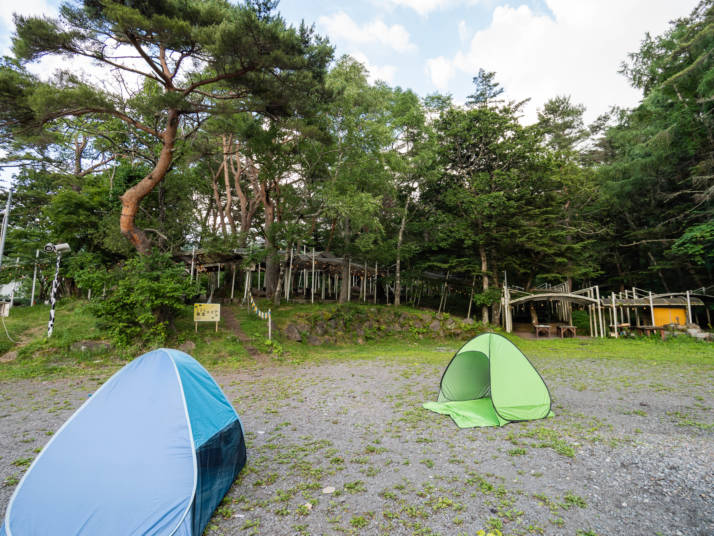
631,325 -> 666,339
608,322 -> 630,335
557,325 -> 577,338
534,324 -> 551,338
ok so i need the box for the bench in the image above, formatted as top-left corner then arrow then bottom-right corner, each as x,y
534,324 -> 551,338
557,325 -> 577,338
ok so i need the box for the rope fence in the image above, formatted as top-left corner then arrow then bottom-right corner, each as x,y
248,292 -> 272,340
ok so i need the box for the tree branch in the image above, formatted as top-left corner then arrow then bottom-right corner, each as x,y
44,108 -> 161,138
125,32 -> 172,86
181,67 -> 252,96
620,238 -> 676,247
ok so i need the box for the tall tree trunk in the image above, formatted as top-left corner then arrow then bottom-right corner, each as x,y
394,197 -> 410,307
339,219 -> 351,303
340,259 -> 350,304
263,199 -> 279,298
210,162 -> 228,238
480,245 -> 489,324
529,304 -> 539,325
646,251 -> 671,292
273,255 -> 285,306
236,158 -> 260,246
120,109 -> 179,253
221,135 -> 237,234
491,269 -> 501,326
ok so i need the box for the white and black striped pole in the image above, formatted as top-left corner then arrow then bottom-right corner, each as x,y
45,243 -> 71,338
47,252 -> 61,338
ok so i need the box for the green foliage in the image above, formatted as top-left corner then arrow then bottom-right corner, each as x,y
595,1 -> 714,289
472,288 -> 502,307
571,310 -> 591,332
92,251 -> 196,348
65,251 -> 108,296
670,221 -> 714,267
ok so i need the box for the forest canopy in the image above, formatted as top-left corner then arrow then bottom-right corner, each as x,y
0,0 -> 711,320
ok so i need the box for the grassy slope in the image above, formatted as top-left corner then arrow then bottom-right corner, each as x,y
0,299 -> 712,381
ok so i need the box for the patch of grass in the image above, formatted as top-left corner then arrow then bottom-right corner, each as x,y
520,427 -> 576,458
666,410 -> 714,430
344,480 -> 366,494
350,515 -> 368,528
562,492 -> 587,509
3,474 -> 20,486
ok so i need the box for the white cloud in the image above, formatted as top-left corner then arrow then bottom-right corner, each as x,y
0,0 -> 58,54
351,51 -> 397,85
318,12 -> 416,53
425,56 -> 455,91
428,0 -> 700,122
382,0 -> 454,16
457,20 -> 471,44
380,0 -> 487,16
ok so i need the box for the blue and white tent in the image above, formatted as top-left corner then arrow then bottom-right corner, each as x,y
1,348 -> 246,536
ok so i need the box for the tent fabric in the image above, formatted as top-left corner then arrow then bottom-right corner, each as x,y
423,399 -> 509,428
1,348 -> 246,536
425,333 -> 552,428
438,350 -> 490,402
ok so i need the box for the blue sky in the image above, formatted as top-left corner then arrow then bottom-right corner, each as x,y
0,0 -> 701,124
278,0 -> 555,103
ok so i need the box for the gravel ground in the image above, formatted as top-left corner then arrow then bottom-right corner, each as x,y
0,352 -> 712,536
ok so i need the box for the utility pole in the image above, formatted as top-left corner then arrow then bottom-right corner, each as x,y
0,189 -> 13,271
30,249 -> 39,306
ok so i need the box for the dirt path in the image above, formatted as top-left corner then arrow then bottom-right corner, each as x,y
221,305 -> 268,362
0,324 -> 45,362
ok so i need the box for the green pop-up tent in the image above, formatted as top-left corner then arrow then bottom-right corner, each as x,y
424,332 -> 552,428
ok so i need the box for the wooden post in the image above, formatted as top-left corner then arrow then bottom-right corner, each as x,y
321,271 -> 326,301
385,269 -> 390,305
231,264 -> 236,300
257,264 -> 261,290
243,269 -> 251,302
30,249 -> 39,306
504,285 -> 511,333
595,285 -> 604,338
347,259 -> 351,302
217,263 -> 221,288
439,271 -> 450,313
268,310 -> 272,340
374,262 -> 378,304
611,292 -> 618,338
287,246 -> 294,302
303,246 -> 307,297
686,290 -> 692,325
363,260 -> 367,303
587,288 -> 593,337
649,291 -> 655,326
311,248 -> 315,304
190,246 -> 196,282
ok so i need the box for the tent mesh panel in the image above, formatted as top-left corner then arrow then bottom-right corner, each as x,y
192,420 -> 247,535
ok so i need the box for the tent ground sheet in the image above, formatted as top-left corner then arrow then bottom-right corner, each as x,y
423,398 -> 554,428
423,398 -> 508,428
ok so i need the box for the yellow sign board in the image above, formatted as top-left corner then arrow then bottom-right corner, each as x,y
194,303 -> 221,322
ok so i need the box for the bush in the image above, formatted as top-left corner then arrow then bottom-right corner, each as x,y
92,251 -> 196,348
571,309 -> 591,332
